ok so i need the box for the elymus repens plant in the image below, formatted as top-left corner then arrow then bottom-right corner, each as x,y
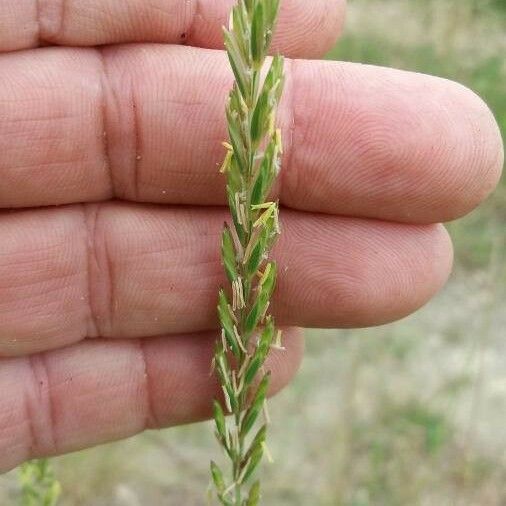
210,0 -> 285,504
19,459 -> 61,506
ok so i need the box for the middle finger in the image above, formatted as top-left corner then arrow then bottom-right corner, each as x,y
0,202 -> 453,356
0,45 -> 501,222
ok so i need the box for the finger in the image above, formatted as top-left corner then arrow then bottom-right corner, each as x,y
0,46 -> 502,223
0,0 -> 345,57
0,328 -> 303,472
0,203 -> 453,356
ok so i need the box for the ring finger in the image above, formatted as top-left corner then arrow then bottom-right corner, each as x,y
0,203 -> 453,356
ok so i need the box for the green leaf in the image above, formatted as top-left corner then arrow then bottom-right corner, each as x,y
227,185 -> 246,244
241,373 -> 270,437
244,356 -> 263,386
243,425 -> 268,466
254,372 -> 271,405
218,290 -> 240,357
210,461 -> 226,494
19,459 -> 61,506
214,344 -> 230,386
244,302 -> 263,338
244,263 -> 277,336
241,444 -> 264,484
244,232 -> 265,279
227,155 -> 243,194
44,481 -> 61,506
243,319 -> 274,383
250,56 -> 285,149
224,29 -> 249,98
265,0 -> 280,24
250,87 -> 269,146
231,5 -> 249,59
222,225 -> 238,282
259,261 -> 277,295
226,107 -> 248,174
258,316 -> 275,356
213,400 -> 227,442
241,401 -> 262,439
251,2 -> 265,66
264,0 -> 281,48
250,163 -> 267,207
264,55 -> 285,101
251,142 -> 277,206
244,0 -> 255,16
224,382 -> 239,413
246,481 -> 261,506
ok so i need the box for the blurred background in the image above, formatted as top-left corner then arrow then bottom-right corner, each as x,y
2,0 -> 505,504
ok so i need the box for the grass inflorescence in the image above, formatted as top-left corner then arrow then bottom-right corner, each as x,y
19,459 -> 61,506
210,1 -> 285,505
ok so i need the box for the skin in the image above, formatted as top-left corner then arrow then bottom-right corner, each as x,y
0,0 -> 503,473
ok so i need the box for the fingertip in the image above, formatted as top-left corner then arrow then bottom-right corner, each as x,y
355,223 -> 455,326
276,215 -> 455,329
272,0 -> 347,58
402,75 -> 504,223
432,223 -> 454,289
283,61 -> 503,224
445,81 -> 504,219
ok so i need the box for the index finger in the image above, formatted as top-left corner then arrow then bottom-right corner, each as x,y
0,0 -> 346,57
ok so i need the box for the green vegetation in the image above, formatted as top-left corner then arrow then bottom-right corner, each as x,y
18,460 -> 60,506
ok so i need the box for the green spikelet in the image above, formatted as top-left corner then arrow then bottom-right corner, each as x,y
19,459 -> 61,506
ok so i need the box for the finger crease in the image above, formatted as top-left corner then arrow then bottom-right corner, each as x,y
138,340 -> 159,429
57,0 -> 68,40
184,0 -> 200,45
279,58 -> 298,203
81,203 -> 114,338
97,50 -> 116,199
35,0 -> 67,45
25,355 -> 58,457
34,0 -> 43,45
131,87 -> 142,201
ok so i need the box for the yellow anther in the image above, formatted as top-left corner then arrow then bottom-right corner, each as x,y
271,329 -> 285,351
253,202 -> 277,228
252,202 -> 275,210
276,128 -> 283,154
268,113 -> 276,136
219,149 -> 233,173
258,263 -> 272,286
262,441 -> 274,464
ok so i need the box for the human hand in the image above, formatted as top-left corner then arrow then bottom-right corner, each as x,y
0,0 -> 503,472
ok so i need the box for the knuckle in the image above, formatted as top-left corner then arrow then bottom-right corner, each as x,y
81,203 -> 115,338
